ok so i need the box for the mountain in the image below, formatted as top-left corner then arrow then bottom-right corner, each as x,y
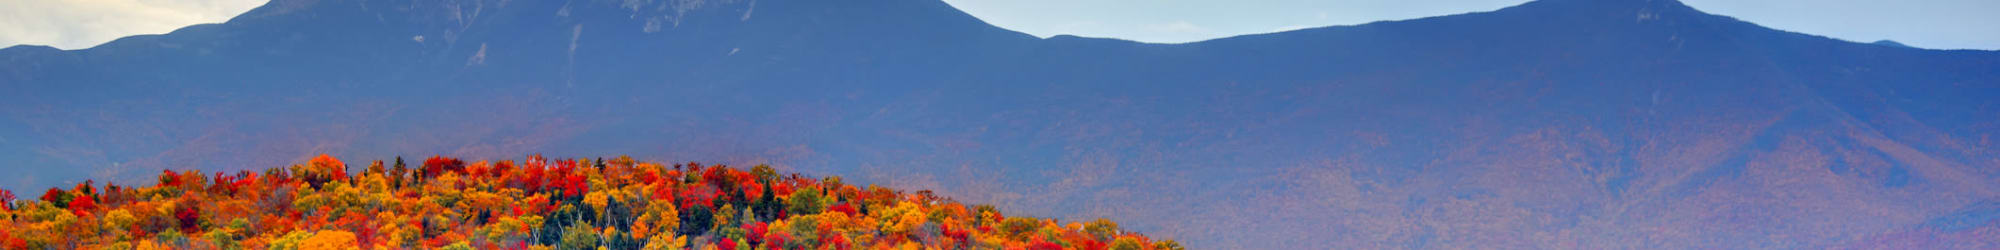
1874,40 -> 1916,48
4,0 -> 1999,248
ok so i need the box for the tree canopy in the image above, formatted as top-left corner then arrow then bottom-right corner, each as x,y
0,154 -> 1180,250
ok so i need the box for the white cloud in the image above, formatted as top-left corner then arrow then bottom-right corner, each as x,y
0,0 -> 267,49
1148,21 -> 1211,36
1270,25 -> 1315,33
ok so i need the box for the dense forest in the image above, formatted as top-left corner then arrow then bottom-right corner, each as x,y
0,155 -> 1178,249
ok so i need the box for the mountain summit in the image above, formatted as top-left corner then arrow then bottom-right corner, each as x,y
3,0 -> 1997,248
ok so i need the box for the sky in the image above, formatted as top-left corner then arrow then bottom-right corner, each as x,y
0,0 -> 1995,50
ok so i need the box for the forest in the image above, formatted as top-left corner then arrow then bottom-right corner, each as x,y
0,154 -> 1179,250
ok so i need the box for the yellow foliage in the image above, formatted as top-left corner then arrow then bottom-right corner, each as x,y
584,191 -> 610,215
135,240 -> 168,250
632,220 -> 652,238
895,241 -> 923,250
641,233 -> 687,250
104,209 -> 137,231
299,230 -> 358,250
871,201 -> 927,235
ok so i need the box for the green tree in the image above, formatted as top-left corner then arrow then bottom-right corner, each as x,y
559,220 -> 599,249
786,188 -> 824,216
677,205 -> 713,236
754,184 -> 781,222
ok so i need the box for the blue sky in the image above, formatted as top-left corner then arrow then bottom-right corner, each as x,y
943,0 -> 2000,49
2,0 -> 1995,50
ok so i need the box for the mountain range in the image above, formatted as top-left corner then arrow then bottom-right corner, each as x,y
3,0 -> 1998,248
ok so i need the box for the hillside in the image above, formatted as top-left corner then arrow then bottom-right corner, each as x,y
0,154 -> 1176,249
2,0 -> 1998,248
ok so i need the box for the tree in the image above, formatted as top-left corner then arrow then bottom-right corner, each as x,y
1153,240 -> 1187,250
1084,218 -> 1120,240
557,221 -> 598,249
391,156 -> 408,188
750,165 -> 778,184
299,230 -> 357,250
754,184 -> 781,222
678,205 -> 713,237
67,196 -> 96,216
640,234 -> 685,250
786,187 -> 825,216
367,160 -> 385,176
40,188 -> 71,208
304,154 -> 348,189
999,217 -> 1041,241
0,189 -> 14,210
1110,237 -> 1144,250
176,205 -> 201,233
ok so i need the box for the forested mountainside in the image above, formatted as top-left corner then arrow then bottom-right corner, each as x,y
2,0 -> 1997,248
0,155 -> 1178,249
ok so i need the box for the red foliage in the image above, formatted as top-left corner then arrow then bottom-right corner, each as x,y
356,222 -> 379,246
828,203 -> 857,216
310,154 -> 349,181
763,231 -> 790,250
944,227 -> 971,248
561,175 -> 588,198
516,164 -> 547,193
702,166 -> 730,185
67,196 -> 96,216
745,222 -> 769,244
422,155 -> 465,177
468,163 -> 490,178
824,233 -> 852,250
524,154 -> 546,170
494,161 -> 516,177
743,183 -> 765,200
679,185 -> 719,208
1027,237 -> 1065,250
1072,237 -> 1107,250
176,205 -> 201,233
772,182 -> 794,197
638,171 -> 661,185
38,188 -> 63,204
213,171 -> 258,195
649,183 -> 676,201
159,170 -> 182,187
719,237 -> 738,250
0,189 -> 13,210
2,237 -> 21,250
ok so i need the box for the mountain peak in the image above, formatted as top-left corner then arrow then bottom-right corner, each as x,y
1872,40 -> 1915,48
1535,0 -> 1692,8
1511,0 -> 1705,20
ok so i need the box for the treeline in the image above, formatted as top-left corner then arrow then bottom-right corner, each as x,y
0,155 -> 1180,249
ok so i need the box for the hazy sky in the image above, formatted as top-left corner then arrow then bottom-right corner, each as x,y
1,0 -> 1994,50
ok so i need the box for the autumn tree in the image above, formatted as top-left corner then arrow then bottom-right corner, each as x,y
0,189 -> 15,210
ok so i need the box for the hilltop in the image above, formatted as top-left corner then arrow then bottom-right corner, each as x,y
0,154 -> 1178,249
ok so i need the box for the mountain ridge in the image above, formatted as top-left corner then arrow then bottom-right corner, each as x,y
3,0 -> 1998,248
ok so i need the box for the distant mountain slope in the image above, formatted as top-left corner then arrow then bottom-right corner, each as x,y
3,0 -> 1997,248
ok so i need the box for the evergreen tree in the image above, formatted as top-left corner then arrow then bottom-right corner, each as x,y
391,157 -> 407,186
754,184 -> 781,222
678,205 -> 714,236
